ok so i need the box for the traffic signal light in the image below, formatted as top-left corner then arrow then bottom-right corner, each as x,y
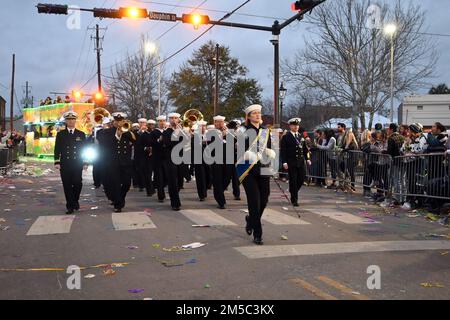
181,14 -> 210,29
94,92 -> 104,101
291,0 -> 322,12
118,7 -> 148,19
37,3 -> 68,15
72,90 -> 83,101
93,8 -> 121,19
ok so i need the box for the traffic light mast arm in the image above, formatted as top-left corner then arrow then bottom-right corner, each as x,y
176,16 -> 272,32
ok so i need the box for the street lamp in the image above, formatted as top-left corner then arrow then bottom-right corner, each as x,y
145,41 -> 162,116
384,23 -> 397,123
279,82 -> 287,125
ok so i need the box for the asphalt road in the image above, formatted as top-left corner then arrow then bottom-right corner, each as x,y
0,161 -> 449,300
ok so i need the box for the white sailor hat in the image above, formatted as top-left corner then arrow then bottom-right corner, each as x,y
244,104 -> 262,115
206,125 -> 215,130
233,119 -> 242,126
111,112 -> 127,120
197,120 -> 208,126
102,116 -> 112,125
147,119 -> 156,125
63,111 -> 78,119
288,118 -> 302,125
213,115 -> 226,121
168,112 -> 181,118
132,123 -> 140,128
156,115 -> 166,121
138,118 -> 147,123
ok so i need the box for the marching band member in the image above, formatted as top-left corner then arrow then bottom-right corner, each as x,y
161,113 -> 183,211
236,104 -> 276,245
54,111 -> 88,214
192,120 -> 209,201
135,118 -> 154,196
150,115 -> 167,203
211,115 -> 230,209
225,119 -> 241,201
280,118 -> 311,207
147,119 -> 156,132
103,112 -> 136,212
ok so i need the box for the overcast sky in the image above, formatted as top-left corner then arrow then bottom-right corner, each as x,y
1,0 -> 449,115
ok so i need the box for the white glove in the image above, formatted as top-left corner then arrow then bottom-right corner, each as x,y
265,148 -> 276,160
244,151 -> 258,162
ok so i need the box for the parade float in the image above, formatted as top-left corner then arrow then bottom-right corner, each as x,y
22,103 -> 95,158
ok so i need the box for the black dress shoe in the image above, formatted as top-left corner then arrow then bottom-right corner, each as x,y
74,203 -> 80,211
199,198 -> 205,202
217,204 -> 226,209
66,209 -> 74,215
292,202 -> 299,207
245,215 -> 252,236
234,196 -> 241,201
253,238 -> 264,245
114,208 -> 122,213
172,206 -> 180,211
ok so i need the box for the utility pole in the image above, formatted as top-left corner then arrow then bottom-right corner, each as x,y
89,24 -> 106,93
10,54 -> 15,132
214,43 -> 219,116
22,81 -> 32,108
271,21 -> 281,127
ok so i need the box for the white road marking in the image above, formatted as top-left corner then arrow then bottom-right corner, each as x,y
26,215 -> 75,236
305,208 -> 380,224
180,209 -> 237,226
112,212 -> 156,231
235,240 -> 450,259
262,208 -> 310,225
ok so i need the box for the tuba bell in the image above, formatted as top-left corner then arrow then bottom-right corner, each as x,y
182,109 -> 204,129
90,107 -> 111,126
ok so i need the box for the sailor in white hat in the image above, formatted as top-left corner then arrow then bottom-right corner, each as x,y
134,118 -> 154,196
102,111 -> 137,212
239,103 -> 276,245
54,110 -> 88,214
160,112 -> 182,211
280,117 -> 310,208
191,120 -> 210,201
150,115 -> 167,202
147,119 -> 156,132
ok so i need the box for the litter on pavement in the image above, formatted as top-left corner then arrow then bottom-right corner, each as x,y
182,242 -> 206,249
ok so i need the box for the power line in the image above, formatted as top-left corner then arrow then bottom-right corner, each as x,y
130,0 -> 289,22
155,0 -> 253,68
101,0 -> 209,72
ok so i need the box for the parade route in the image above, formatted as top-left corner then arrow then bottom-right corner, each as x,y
0,161 -> 449,300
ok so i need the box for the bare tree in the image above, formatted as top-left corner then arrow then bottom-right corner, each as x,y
106,36 -> 171,121
282,0 -> 438,130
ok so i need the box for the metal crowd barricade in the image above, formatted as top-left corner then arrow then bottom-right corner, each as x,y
393,153 -> 449,201
306,148 -> 450,203
0,146 -> 21,175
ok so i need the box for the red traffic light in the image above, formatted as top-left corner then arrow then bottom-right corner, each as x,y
181,14 -> 210,28
119,7 -> 148,19
291,0 -> 322,12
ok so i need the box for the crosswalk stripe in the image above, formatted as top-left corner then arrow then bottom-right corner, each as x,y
26,215 -> 75,236
112,212 -> 156,231
316,276 -> 370,300
180,209 -> 237,226
305,208 -> 380,224
235,240 -> 450,259
290,278 -> 338,300
262,208 -> 310,225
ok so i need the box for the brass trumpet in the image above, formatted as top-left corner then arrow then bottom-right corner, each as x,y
120,120 -> 133,132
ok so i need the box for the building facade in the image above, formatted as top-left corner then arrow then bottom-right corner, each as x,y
398,94 -> 450,128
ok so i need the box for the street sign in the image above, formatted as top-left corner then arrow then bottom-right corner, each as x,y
148,11 -> 177,22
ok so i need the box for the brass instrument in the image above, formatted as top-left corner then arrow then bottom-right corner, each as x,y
90,107 -> 111,126
121,120 -> 133,132
182,109 -> 204,129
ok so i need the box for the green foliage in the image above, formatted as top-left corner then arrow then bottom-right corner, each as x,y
168,41 -> 262,122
